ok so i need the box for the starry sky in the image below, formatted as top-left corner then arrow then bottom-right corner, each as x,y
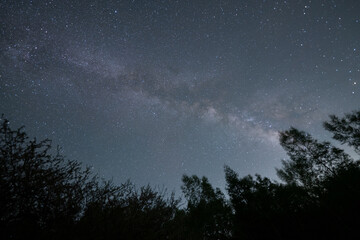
1,0 -> 359,192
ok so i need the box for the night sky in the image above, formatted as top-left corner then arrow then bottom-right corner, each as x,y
1,0 -> 359,192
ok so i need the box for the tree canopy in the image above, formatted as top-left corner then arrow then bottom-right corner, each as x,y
1,110 -> 360,239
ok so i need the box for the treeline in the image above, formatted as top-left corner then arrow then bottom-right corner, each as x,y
1,110 -> 360,240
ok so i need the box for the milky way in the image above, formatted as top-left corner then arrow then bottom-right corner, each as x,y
1,0 -> 359,191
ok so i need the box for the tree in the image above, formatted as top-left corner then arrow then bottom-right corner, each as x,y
224,110 -> 360,239
181,175 -> 232,240
225,166 -> 285,240
0,116 -> 119,239
276,127 -> 353,190
274,110 -> 360,239
77,182 -> 180,240
2,108 -> 360,239
324,110 -> 360,155
0,115 -> 183,240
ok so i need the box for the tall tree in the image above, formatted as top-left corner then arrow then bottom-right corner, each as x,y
77,182 -> 180,240
181,175 -> 232,240
276,127 -> 353,189
0,116 -> 119,239
225,166 -> 284,240
274,111 -> 360,239
324,110 -> 360,155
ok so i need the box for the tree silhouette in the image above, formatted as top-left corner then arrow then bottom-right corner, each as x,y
0,116 -> 180,240
0,116 -> 127,239
224,110 -> 360,239
1,109 -> 360,240
273,111 -> 360,239
181,175 -> 232,240
324,110 -> 360,154
225,166 -> 285,239
276,127 -> 353,190
77,182 -> 180,240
